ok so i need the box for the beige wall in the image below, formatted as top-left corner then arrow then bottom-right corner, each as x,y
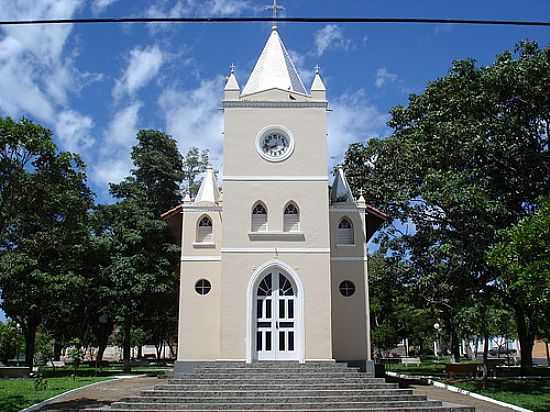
177,83 -> 372,363
220,253 -> 333,361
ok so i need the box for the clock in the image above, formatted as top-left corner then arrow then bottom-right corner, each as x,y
256,126 -> 295,162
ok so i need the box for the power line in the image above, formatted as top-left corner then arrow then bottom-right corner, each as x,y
0,17 -> 549,27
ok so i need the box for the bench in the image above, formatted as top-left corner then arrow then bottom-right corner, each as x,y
401,357 -> 421,367
445,363 -> 480,379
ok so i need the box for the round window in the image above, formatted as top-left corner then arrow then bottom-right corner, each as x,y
195,279 -> 211,295
339,280 -> 356,297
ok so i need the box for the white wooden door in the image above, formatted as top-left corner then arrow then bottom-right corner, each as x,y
255,271 -> 297,360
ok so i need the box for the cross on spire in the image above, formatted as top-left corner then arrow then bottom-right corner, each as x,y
314,64 -> 321,74
230,63 -> 236,74
265,0 -> 284,29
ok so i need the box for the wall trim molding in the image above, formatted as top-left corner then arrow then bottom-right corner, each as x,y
182,206 -> 223,212
223,101 -> 328,109
222,248 -> 330,254
224,176 -> 328,182
331,257 -> 368,262
181,256 -> 221,262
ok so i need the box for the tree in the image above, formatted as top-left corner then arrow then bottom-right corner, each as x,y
181,147 -> 209,197
0,321 -> 23,365
343,42 -> 550,367
0,117 -> 94,366
487,195 -> 550,370
98,129 -> 183,371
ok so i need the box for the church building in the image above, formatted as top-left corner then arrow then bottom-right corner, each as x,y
162,25 -> 386,374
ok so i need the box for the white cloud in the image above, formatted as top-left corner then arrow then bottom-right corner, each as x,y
146,0 -> 252,17
375,67 -> 398,88
56,110 -> 95,152
158,77 -> 224,165
92,102 -> 142,185
113,45 -> 164,100
328,90 -> 389,166
0,0 -> 99,154
314,25 -> 351,57
105,102 -> 142,146
91,0 -> 119,14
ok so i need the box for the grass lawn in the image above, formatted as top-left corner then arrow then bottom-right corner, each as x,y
0,375 -> 110,412
454,379 -> 550,412
0,364 -> 170,412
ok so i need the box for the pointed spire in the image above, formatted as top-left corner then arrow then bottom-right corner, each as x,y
311,65 -> 326,91
242,29 -> 307,96
183,191 -> 192,203
195,166 -> 221,205
330,165 -> 355,204
224,64 -> 240,91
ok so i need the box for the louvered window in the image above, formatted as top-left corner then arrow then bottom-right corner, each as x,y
251,203 -> 268,232
197,216 -> 213,243
336,218 -> 354,245
284,203 -> 300,232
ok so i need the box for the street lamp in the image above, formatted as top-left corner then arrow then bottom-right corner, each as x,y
433,323 -> 441,360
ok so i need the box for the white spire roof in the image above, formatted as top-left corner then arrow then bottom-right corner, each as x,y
242,28 -> 307,96
330,166 -> 355,204
195,166 -> 221,205
224,65 -> 240,91
311,71 -> 326,91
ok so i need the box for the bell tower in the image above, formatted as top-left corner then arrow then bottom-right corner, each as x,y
220,25 -> 333,362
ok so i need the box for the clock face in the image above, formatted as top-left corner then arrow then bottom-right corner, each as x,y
261,132 -> 290,158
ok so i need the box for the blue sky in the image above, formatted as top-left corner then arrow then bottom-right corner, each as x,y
1,0 -> 549,203
0,1 -> 549,322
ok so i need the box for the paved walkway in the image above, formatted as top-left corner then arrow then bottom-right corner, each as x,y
36,376 -> 518,412
411,384 -> 517,412
38,376 -> 158,412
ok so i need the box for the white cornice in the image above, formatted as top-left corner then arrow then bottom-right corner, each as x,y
331,257 -> 368,262
223,176 -> 328,182
181,256 -> 221,262
223,101 -> 328,109
221,248 -> 330,254
182,206 -> 223,212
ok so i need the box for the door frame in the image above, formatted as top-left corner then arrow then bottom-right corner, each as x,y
246,260 -> 305,363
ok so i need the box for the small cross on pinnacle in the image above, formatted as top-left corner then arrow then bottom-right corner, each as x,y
230,63 -> 236,74
314,64 -> 321,74
266,0 -> 284,29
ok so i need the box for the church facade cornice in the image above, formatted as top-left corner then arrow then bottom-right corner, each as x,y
223,101 -> 328,109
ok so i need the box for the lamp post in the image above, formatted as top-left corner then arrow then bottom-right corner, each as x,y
433,323 -> 441,360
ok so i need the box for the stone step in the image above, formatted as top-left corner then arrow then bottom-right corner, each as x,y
87,407 -> 473,412
110,400 -> 444,410
193,362 -> 347,368
125,394 -> 428,403
166,377 -> 384,385
154,382 -> 400,391
192,367 -> 360,374
138,390 -> 420,399
183,372 -> 364,379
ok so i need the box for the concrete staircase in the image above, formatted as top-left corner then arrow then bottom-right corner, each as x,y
86,362 -> 474,411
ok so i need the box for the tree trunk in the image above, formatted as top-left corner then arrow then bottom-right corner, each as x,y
545,342 -> 550,367
137,345 -> 143,359
515,307 -> 535,373
96,343 -> 107,368
24,324 -> 37,367
122,323 -> 132,372
53,341 -> 63,361
446,318 -> 461,363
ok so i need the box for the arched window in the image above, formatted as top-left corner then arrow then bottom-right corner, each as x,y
283,202 -> 300,232
251,202 -> 268,232
197,215 -> 213,243
336,217 -> 354,245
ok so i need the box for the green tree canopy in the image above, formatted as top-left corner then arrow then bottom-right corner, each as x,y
343,42 -> 550,367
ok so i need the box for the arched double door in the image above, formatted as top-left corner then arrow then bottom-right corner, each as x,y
254,270 -> 297,360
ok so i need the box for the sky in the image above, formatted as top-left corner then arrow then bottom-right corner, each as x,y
0,1 -> 549,321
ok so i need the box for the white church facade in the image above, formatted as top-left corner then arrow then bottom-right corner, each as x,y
162,26 -> 386,374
